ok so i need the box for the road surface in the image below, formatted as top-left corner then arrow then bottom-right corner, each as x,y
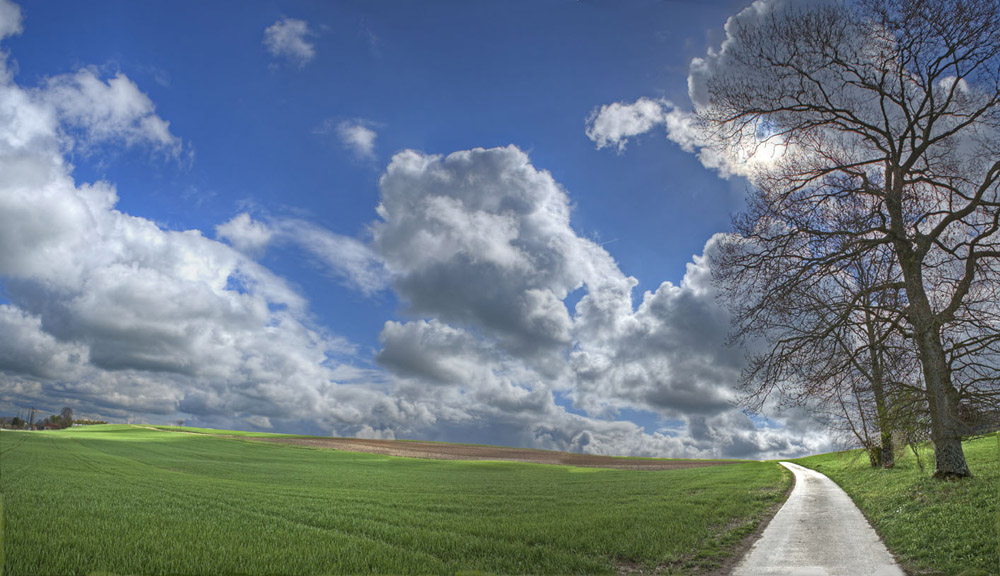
731,461 -> 904,576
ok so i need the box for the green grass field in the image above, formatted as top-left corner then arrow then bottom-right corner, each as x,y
0,425 -> 790,575
795,434 -> 1000,576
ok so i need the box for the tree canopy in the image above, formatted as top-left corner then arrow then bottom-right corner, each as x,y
704,0 -> 1000,478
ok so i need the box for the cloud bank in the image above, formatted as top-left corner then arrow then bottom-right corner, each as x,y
366,145 -> 829,458
0,8 -> 386,435
0,1 -> 831,459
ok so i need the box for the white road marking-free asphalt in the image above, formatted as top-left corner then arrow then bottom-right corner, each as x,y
731,461 -> 905,576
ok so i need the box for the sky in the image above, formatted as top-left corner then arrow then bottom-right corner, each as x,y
0,0 -> 835,459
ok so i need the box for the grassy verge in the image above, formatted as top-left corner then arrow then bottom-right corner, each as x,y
795,434 -> 1000,576
1,425 -> 790,575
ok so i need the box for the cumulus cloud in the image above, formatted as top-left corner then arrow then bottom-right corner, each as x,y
210,145 -> 814,458
586,95 -> 755,177
586,97 -> 672,152
587,1 -> 806,179
568,239 -> 742,419
377,318 -> 697,457
369,145 -> 830,458
0,305 -> 89,382
686,0 -> 807,111
0,24 -> 398,437
38,69 -> 183,157
372,146 -> 618,366
354,424 -> 396,440
263,18 -> 315,67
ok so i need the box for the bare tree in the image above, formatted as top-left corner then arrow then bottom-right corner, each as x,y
702,0 -> 1000,478
717,231 -> 916,468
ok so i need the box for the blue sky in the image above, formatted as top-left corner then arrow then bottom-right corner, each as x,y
10,0 -> 745,305
0,0 -> 831,458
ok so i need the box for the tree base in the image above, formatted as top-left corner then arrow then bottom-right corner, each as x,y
931,434 -> 971,480
931,470 -> 972,481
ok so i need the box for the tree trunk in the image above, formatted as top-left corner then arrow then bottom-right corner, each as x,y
887,173 -> 971,479
870,367 -> 895,469
868,444 -> 882,468
905,283 -> 971,478
879,428 -> 894,469
863,300 -> 896,469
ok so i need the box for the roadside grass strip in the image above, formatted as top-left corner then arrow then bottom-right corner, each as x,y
0,425 -> 790,575
795,434 -> 1000,576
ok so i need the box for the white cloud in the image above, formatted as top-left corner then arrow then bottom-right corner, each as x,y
354,424 -> 395,440
0,28 -> 398,438
586,97 -> 671,152
40,69 -> 183,157
0,0 -> 21,41
686,0 -> 806,111
197,145 -> 805,458
216,213 -> 273,255
335,120 -> 377,159
263,18 -> 315,67
568,238 -> 741,419
373,146 -> 589,360
376,318 -> 697,457
586,95 -> 763,178
370,145 -> 831,458
587,1 -> 804,178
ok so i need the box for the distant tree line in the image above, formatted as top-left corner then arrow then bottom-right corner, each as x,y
73,418 -> 109,426
0,406 -> 107,430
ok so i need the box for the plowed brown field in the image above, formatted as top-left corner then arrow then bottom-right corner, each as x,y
256,436 -> 735,470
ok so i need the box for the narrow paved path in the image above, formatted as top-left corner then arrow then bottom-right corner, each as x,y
732,462 -> 904,576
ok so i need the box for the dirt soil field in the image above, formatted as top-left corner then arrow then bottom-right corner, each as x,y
255,436 -> 735,470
